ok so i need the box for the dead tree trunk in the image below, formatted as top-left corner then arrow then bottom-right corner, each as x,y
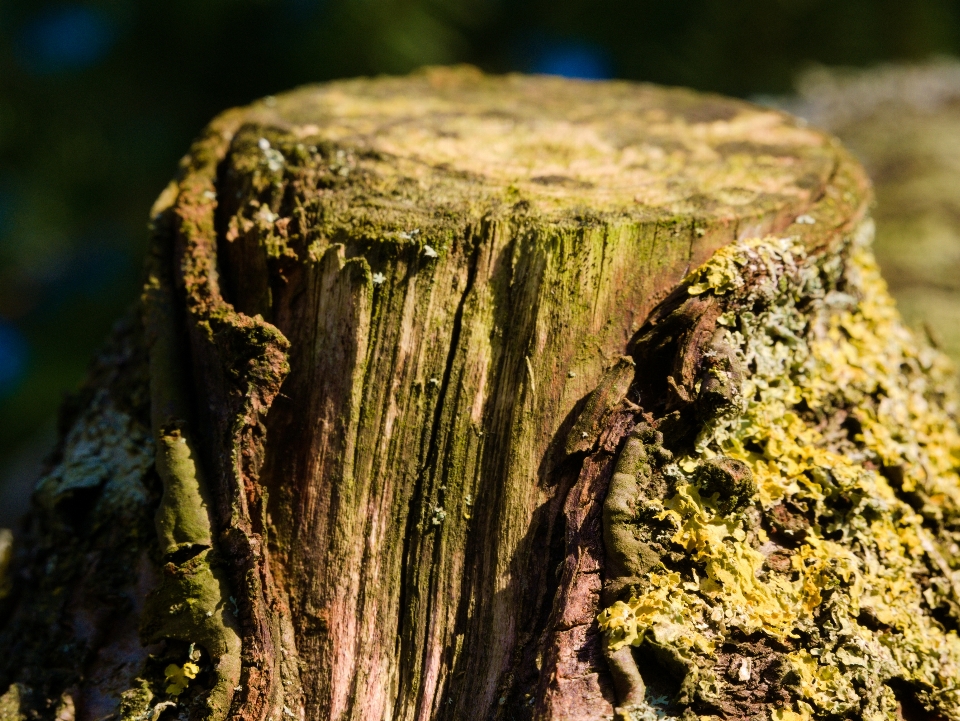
3,66 -> 959,721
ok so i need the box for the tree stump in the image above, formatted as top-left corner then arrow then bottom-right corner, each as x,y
5,66 -> 960,721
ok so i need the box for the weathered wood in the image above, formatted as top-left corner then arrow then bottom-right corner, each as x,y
0,66 -> 902,721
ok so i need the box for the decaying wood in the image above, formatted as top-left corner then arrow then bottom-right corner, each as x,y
3,66 -> 927,721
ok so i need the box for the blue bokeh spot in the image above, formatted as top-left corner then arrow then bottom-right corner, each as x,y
17,5 -> 116,75
0,322 -> 28,399
532,42 -> 612,80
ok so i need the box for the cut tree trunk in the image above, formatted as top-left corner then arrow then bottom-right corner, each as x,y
4,67 -> 960,721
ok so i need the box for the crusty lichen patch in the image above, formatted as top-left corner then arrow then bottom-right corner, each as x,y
599,223 -> 960,721
34,388 -> 153,516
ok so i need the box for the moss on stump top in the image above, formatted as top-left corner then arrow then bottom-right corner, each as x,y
192,65 -> 867,247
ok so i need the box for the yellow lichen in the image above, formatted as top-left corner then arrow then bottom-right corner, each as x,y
597,571 -> 715,654
772,707 -> 812,721
684,236 -> 799,297
164,662 -> 199,697
599,223 -> 960,720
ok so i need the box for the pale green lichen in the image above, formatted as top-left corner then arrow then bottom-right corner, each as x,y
34,389 -> 153,515
599,223 -> 960,720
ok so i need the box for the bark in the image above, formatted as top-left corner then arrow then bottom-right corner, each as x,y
5,66 -> 955,721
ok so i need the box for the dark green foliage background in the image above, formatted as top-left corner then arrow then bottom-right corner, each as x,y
0,0 -> 957,481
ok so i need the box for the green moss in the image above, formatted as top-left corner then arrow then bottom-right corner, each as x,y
118,678 -> 154,721
691,458 -> 755,515
139,255 -> 243,721
141,549 -> 241,718
603,428 -> 669,591
154,427 -> 214,558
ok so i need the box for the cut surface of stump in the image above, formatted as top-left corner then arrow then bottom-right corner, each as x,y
6,67 -> 960,721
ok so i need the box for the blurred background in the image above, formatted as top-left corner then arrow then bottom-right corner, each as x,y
3,0 -> 960,522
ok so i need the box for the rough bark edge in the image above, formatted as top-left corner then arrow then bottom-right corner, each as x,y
150,114 -> 303,721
